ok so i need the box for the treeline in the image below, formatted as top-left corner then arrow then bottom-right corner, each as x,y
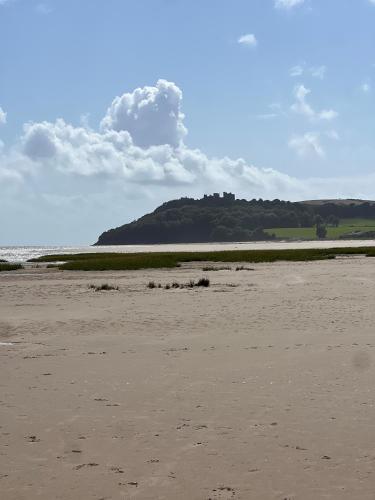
310,201 -> 375,219
95,196 -> 375,245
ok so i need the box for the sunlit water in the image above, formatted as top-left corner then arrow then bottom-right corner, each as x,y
1,240 -> 375,263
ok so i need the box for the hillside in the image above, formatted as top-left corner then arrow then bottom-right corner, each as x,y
95,194 -> 375,245
300,199 -> 375,206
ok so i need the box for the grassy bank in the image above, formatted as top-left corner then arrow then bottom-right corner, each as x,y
0,263 -> 23,272
29,247 -> 375,271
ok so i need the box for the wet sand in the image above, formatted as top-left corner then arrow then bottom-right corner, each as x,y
1,258 -> 375,499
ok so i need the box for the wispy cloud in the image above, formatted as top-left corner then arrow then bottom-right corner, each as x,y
290,65 -> 304,77
0,107 -> 7,125
290,63 -> 326,80
291,84 -> 338,121
326,130 -> 340,141
360,82 -> 371,93
289,132 -> 324,158
237,33 -> 258,48
275,0 -> 305,10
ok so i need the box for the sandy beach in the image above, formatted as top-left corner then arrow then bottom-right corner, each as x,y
1,257 -> 375,499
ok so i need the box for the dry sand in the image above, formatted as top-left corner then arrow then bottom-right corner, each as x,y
1,258 -> 375,499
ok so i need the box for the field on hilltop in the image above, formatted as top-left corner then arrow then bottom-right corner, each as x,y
265,218 -> 375,240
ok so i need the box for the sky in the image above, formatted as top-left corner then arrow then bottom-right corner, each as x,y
1,0 -> 375,245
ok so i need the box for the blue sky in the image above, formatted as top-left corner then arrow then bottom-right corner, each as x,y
1,0 -> 375,244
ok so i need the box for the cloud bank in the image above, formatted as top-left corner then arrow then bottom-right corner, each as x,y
0,80 -> 300,195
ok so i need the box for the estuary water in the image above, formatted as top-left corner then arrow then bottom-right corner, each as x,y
1,240 -> 375,263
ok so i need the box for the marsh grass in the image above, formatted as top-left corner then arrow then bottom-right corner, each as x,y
235,266 -> 255,271
196,278 -> 210,287
29,247 -> 375,271
202,266 -> 232,271
89,283 -> 119,292
148,278 -> 210,289
0,263 -> 23,272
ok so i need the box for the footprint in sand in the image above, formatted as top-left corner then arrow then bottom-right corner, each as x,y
352,351 -> 371,372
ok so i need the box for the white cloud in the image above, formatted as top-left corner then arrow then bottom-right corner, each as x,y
101,79 -> 187,149
291,84 -> 338,121
0,107 -> 7,125
290,65 -> 304,77
237,34 -> 258,48
290,63 -> 326,80
4,80 -> 338,193
310,66 -> 326,80
0,80 -> 303,206
20,118 -> 299,191
361,82 -> 371,93
326,129 -> 340,141
275,0 -> 305,10
289,132 -> 324,158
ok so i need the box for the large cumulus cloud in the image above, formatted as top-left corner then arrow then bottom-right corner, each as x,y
19,117 -> 300,193
17,80 -> 302,195
100,79 -> 187,148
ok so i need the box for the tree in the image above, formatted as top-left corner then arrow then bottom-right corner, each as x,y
327,214 -> 339,227
316,223 -> 327,239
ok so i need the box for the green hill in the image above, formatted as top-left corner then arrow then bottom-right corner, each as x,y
95,194 -> 375,245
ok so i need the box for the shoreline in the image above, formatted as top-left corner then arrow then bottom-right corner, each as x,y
2,238 -> 375,263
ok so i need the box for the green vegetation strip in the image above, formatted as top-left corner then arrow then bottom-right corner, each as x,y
0,263 -> 23,272
265,218 -> 375,240
29,247 -> 375,271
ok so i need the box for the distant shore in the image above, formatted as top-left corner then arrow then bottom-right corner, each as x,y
2,239 -> 375,263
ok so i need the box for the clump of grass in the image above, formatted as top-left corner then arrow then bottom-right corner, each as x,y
0,263 -> 23,272
196,277 -> 210,287
89,283 -> 119,292
235,266 -> 255,271
147,281 -> 163,289
46,264 -> 58,269
148,277 -> 210,289
202,266 -> 231,271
